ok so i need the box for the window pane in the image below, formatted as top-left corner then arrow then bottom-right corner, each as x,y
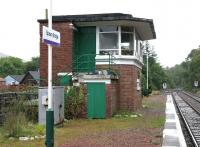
140,42 -> 143,56
99,33 -> 118,49
121,26 -> 133,32
121,33 -> 134,55
100,50 -> 119,55
99,26 -> 118,32
136,39 -> 139,53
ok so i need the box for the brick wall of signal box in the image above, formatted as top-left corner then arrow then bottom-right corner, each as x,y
39,22 -> 142,112
110,65 -> 142,111
39,22 -> 73,85
97,64 -> 142,112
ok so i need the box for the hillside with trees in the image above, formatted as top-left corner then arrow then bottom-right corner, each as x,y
0,56 -> 39,77
166,48 -> 200,91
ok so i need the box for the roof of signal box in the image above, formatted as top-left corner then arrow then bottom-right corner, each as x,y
38,13 -> 156,40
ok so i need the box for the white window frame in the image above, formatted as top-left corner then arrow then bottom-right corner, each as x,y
96,25 -> 143,67
97,26 -> 119,55
121,26 -> 135,56
97,25 -> 140,56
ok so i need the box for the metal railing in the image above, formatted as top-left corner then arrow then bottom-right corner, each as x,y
72,54 -> 116,73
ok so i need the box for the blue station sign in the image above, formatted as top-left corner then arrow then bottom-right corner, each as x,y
43,26 -> 60,47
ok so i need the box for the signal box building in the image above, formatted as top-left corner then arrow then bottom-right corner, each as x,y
38,13 -> 156,118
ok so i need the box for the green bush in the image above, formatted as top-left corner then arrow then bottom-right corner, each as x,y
34,124 -> 45,135
64,86 -> 86,119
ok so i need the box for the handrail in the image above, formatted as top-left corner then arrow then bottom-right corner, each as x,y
49,53 -> 116,86
72,53 -> 116,73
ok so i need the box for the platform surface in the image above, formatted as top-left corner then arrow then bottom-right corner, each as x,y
162,95 -> 187,147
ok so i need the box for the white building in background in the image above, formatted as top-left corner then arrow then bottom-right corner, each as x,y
4,75 -> 24,85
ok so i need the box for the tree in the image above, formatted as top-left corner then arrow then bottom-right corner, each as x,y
0,57 -> 25,77
24,57 -> 39,72
166,48 -> 200,91
142,41 -> 172,95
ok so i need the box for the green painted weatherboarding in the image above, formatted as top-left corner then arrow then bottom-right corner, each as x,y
73,27 -> 96,72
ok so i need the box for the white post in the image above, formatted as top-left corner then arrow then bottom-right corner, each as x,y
48,0 -> 53,109
118,26 -> 121,55
133,28 -> 136,56
146,52 -> 149,90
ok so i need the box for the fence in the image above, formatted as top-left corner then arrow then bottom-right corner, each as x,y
0,92 -> 38,125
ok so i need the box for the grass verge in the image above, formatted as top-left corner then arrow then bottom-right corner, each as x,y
0,94 -> 165,147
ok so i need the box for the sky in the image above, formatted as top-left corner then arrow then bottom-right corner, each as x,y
0,0 -> 200,67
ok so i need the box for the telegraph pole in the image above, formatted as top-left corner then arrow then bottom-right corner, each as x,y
146,51 -> 149,91
145,41 -> 149,96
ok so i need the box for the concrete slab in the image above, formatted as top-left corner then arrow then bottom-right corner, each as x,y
166,114 -> 175,120
162,95 -> 187,147
165,122 -> 177,129
162,135 -> 180,147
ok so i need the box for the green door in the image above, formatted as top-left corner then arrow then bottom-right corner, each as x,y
87,82 -> 106,119
73,27 -> 96,72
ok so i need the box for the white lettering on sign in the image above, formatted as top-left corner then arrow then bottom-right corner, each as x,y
43,26 -> 60,47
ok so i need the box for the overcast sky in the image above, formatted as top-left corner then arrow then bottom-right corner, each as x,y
0,0 -> 200,67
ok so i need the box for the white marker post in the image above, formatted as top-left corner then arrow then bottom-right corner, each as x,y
42,0 -> 60,146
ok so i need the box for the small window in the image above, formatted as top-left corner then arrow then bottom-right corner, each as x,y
140,42 -> 144,56
121,33 -> 134,55
99,33 -> 118,49
99,26 -> 119,55
136,35 -> 139,55
99,26 -> 118,32
121,26 -> 134,55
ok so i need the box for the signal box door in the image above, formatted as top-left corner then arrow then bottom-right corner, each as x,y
87,82 -> 106,119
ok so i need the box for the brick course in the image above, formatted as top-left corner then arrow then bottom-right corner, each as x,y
113,65 -> 142,111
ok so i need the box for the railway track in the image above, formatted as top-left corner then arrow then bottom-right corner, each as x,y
172,91 -> 200,147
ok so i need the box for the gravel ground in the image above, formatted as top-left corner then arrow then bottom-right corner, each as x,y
61,95 -> 166,147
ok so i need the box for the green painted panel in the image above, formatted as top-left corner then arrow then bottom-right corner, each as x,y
87,82 -> 106,119
73,27 -> 96,72
59,75 -> 72,86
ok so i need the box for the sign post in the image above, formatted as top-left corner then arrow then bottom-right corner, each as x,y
194,81 -> 198,88
42,0 -> 60,147
163,82 -> 167,90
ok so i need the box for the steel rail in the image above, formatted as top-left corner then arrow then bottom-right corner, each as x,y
179,91 -> 200,115
172,92 -> 198,147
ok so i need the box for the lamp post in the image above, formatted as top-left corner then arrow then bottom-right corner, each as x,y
143,41 -> 150,96
146,51 -> 149,92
